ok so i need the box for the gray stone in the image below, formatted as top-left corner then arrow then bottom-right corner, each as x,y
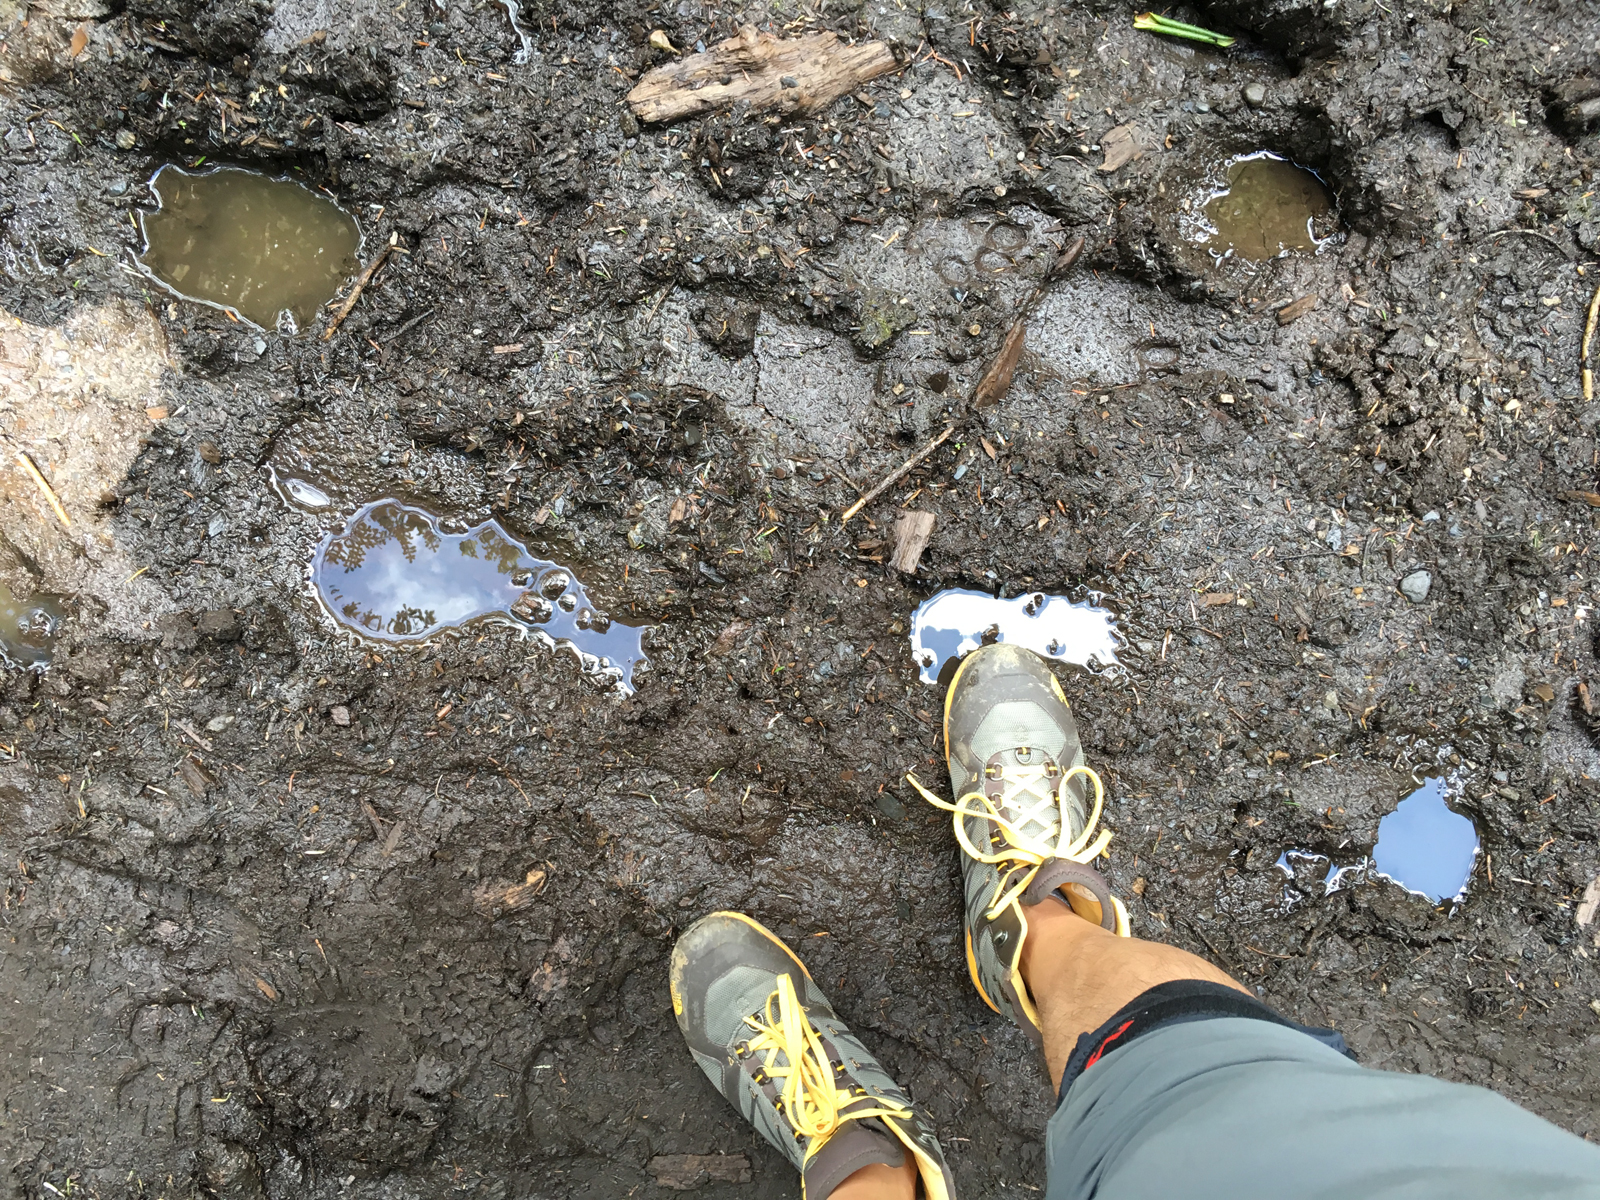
1399,569 -> 1433,603
1243,82 -> 1267,107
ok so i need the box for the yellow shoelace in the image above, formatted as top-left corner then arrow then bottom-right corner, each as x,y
907,759 -> 1112,919
741,974 -> 911,1146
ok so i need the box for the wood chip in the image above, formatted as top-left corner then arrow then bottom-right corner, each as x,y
1276,294 -> 1318,325
1098,123 -> 1141,172
381,819 -> 406,857
974,320 -> 1026,406
177,755 -> 216,795
627,26 -> 898,124
473,869 -> 548,918
648,1154 -> 752,1191
255,977 -> 279,1002
711,619 -> 752,656
69,22 -> 88,57
889,510 -> 936,574
1578,876 -> 1600,927
1583,281 -> 1599,403
145,406 -> 168,421
1201,592 -> 1236,607
1564,490 -> 1600,507
197,440 -> 222,463
492,343 -> 524,354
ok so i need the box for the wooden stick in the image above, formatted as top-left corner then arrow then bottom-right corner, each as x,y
322,245 -> 393,342
14,449 -> 70,528
840,424 -> 953,524
1583,281 -> 1600,404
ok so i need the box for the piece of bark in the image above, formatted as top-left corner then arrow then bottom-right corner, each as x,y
648,1154 -> 752,1191
473,869 -> 548,918
177,755 -> 216,796
1577,876 -> 1600,927
627,26 -> 898,124
1276,294 -> 1318,325
890,511 -> 936,574
1098,124 -> 1141,172
974,320 -> 1026,406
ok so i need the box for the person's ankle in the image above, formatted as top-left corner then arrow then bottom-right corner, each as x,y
1019,890 -> 1094,985
829,1156 -> 918,1200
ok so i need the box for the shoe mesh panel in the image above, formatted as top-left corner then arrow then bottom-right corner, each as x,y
704,964 -> 780,1046
969,702 -> 1072,767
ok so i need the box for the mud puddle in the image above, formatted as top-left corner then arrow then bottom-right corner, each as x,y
0,583 -> 65,669
1191,152 -> 1334,261
1372,776 -> 1480,905
909,589 -> 1121,685
137,166 -> 361,333
312,499 -> 648,691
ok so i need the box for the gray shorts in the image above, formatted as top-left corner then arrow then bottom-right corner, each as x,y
1047,1014 -> 1600,1200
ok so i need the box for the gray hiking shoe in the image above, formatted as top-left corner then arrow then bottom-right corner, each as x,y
907,644 -> 1129,1045
670,912 -> 956,1200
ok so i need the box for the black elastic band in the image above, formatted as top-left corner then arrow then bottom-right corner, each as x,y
1056,979 -> 1355,1102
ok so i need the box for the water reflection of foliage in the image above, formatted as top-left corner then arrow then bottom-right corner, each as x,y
463,527 -> 526,577
322,502 -> 443,573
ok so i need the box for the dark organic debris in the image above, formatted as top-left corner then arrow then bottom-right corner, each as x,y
627,27 -> 898,124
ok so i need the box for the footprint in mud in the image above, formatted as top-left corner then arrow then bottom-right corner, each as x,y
1191,152 -> 1335,262
311,499 -> 648,693
909,588 -> 1121,686
137,165 -> 362,333
1371,776 -> 1479,905
1276,775 -> 1479,910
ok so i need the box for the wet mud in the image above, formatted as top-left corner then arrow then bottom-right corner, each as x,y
3,0 -> 1600,1197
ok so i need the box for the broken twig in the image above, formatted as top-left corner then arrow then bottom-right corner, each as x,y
12,448 -> 70,528
1583,281 -> 1599,403
322,244 -> 394,342
841,424 -> 954,524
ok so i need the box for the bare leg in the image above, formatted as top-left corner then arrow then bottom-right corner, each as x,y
1020,898 -> 1252,1092
831,1157 -> 917,1200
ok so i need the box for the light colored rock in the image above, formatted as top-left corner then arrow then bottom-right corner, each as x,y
1399,569 -> 1433,603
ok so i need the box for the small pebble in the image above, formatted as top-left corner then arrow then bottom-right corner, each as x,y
1399,570 -> 1433,603
1243,82 -> 1267,107
330,705 -> 351,726
115,128 -> 136,150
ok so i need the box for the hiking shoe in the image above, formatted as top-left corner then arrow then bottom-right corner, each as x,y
671,912 -> 956,1200
907,644 -> 1130,1045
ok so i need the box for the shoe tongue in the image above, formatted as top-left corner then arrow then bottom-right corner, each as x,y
802,1117 -> 905,1200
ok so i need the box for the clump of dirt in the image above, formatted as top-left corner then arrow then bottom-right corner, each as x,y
3,0 -> 1600,1197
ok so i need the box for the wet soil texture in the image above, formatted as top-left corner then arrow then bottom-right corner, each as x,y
3,0 -> 1600,1198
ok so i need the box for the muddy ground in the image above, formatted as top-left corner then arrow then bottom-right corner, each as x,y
3,0 -> 1600,1196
